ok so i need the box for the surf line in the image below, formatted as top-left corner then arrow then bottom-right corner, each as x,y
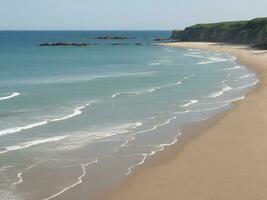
42,159 -> 98,200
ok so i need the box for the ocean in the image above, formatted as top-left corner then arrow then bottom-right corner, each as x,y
0,31 -> 259,200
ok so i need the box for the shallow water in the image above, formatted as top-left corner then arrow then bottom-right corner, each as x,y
0,31 -> 259,200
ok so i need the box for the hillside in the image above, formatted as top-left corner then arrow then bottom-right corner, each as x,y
171,17 -> 267,47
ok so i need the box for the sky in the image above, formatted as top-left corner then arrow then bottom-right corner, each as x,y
0,0 -> 266,30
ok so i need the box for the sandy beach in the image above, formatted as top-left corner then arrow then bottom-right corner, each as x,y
107,42 -> 267,200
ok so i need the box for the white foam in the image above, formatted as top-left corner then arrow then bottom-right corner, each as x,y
191,103 -> 230,113
56,122 -> 144,151
11,161 -> 42,186
0,165 -> 13,172
238,74 -> 256,79
0,136 -> 67,154
204,96 -> 246,105
0,92 -> 20,101
0,102 -> 94,137
50,103 -> 92,122
42,159 -> 98,200
223,66 -> 243,71
180,100 -> 199,107
111,92 -> 121,98
118,116 -> 177,150
148,62 -> 160,66
184,53 -> 203,58
234,80 -> 259,90
175,110 -> 190,114
198,56 -> 229,65
12,173 -> 23,186
190,51 -> 204,55
183,74 -> 195,80
0,121 -> 49,137
208,86 -> 232,98
111,81 -> 182,99
133,122 -> 143,128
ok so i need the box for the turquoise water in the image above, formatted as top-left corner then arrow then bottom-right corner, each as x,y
0,31 -> 259,200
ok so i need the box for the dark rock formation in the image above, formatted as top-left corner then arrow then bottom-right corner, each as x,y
252,42 -> 267,50
93,36 -> 133,40
154,38 -> 171,41
110,43 -> 129,45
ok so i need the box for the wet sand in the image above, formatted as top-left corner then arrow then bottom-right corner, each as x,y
106,42 -> 267,200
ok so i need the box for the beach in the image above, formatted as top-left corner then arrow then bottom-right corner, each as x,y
107,42 -> 267,200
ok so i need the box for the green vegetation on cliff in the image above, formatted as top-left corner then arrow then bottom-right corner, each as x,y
171,17 -> 267,47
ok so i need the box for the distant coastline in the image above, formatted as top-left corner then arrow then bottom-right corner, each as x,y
171,17 -> 267,49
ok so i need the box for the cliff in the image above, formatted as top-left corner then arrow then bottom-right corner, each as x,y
171,17 -> 267,47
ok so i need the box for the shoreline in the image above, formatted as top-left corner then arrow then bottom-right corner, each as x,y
106,42 -> 267,200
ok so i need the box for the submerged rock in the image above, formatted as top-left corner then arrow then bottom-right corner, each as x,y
110,43 -> 129,45
154,38 -> 171,41
93,36 -> 133,40
40,42 -> 93,47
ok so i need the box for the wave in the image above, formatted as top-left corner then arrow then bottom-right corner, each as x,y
180,100 -> 198,107
42,159 -> 98,200
223,66 -> 243,71
183,74 -> 195,80
50,103 -> 93,122
198,56 -> 230,65
237,74 -> 255,80
191,103 -> 230,113
0,102 -> 94,137
233,80 -> 259,90
184,53 -> 203,58
0,136 -> 67,155
208,86 -> 232,98
0,121 -> 49,137
132,122 -> 143,128
54,122 -> 144,151
111,92 -> 121,98
175,110 -> 190,114
0,92 -> 20,101
118,116 -> 177,150
202,96 -> 245,105
190,51 -> 204,55
174,104 -> 230,115
148,62 -> 160,66
1,72 -> 156,86
111,81 -> 182,99
0,165 -> 13,172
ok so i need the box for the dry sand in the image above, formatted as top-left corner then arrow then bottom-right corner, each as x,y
106,42 -> 267,200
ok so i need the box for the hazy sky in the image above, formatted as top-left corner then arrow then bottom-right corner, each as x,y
0,0 -> 266,30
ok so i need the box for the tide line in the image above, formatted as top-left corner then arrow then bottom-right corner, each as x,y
125,134 -> 179,176
42,159 -> 98,200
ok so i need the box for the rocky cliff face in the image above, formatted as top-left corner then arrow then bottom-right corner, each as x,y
171,18 -> 267,46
